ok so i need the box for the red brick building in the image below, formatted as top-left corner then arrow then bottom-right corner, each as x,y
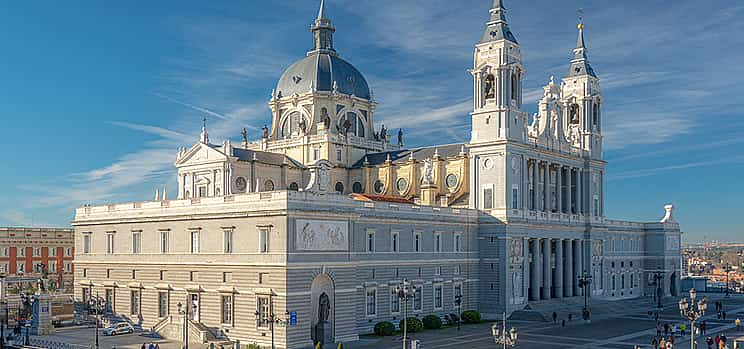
1,227 -> 74,292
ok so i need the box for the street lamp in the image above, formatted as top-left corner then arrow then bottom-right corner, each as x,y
680,288 -> 707,349
577,270 -> 593,321
1,298 -> 7,349
177,301 -> 189,349
491,312 -> 518,349
454,293 -> 462,331
651,271 -> 665,309
394,279 -> 416,349
254,299 -> 288,349
88,293 -> 106,349
725,263 -> 731,298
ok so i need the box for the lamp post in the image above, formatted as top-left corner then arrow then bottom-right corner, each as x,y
454,293 -> 462,331
491,312 -> 518,349
725,263 -> 731,298
1,298 -> 6,349
177,301 -> 189,349
254,300 -> 288,349
394,279 -> 416,349
679,288 -> 707,349
88,293 -> 106,349
652,271 -> 665,309
577,271 -> 593,321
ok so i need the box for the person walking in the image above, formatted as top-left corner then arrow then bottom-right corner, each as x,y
716,335 -> 721,347
736,318 -> 741,331
141,344 -> 146,349
552,312 -> 558,323
660,337 -> 667,349
652,336 -> 659,349
708,336 -> 715,349
723,312 -> 727,320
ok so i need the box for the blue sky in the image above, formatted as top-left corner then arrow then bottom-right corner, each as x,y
0,0 -> 742,243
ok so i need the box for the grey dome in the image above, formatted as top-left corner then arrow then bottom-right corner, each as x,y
276,53 -> 371,100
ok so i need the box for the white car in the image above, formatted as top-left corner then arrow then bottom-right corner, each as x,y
102,322 -> 134,336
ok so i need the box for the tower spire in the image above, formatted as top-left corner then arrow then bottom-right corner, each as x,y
309,0 -> 337,56
479,0 -> 517,44
566,10 -> 597,78
199,117 -> 209,144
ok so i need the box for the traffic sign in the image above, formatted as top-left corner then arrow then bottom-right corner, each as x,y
289,311 -> 297,326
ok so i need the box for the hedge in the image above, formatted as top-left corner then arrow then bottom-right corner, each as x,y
374,321 -> 395,336
399,317 -> 424,333
461,310 -> 481,324
422,315 -> 442,329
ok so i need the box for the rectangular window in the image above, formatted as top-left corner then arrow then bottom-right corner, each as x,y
160,231 -> 170,253
106,269 -> 111,278
66,247 -> 72,256
190,271 -> 197,282
132,232 -> 141,254
313,149 -> 320,161
512,187 -> 519,209
256,296 -> 270,328
83,235 -> 91,254
336,149 -> 342,162
221,295 -> 233,325
414,232 -> 421,252
365,288 -> 377,316
435,233 -> 441,252
455,265 -> 461,275
367,231 -> 375,253
190,231 -> 200,254
34,247 -> 41,257
158,292 -> 169,318
594,197 -> 599,216
50,247 -> 57,257
105,289 -> 114,313
259,228 -> 269,253
2,247 -> 7,257
483,188 -> 493,209
435,266 -> 442,276
19,247 -> 25,257
65,263 -> 71,273
390,286 -> 400,314
160,270 -> 167,281
413,285 -> 423,311
18,263 -> 24,274
106,233 -> 115,254
433,284 -> 443,310
391,232 -> 399,253
454,234 -> 462,252
130,290 -> 140,315
132,270 -> 137,279
258,273 -> 267,284
223,272 -> 232,283
223,230 -> 233,254
49,262 -> 57,273
198,186 -> 207,198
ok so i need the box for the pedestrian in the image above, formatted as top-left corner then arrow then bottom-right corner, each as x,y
660,337 -> 667,349
552,312 -> 558,323
719,312 -> 723,320
568,313 -> 573,321
723,312 -> 727,320
716,335 -> 721,347
141,344 -> 146,349
666,341 -> 673,349
652,337 -> 659,349
670,334 -> 675,344
149,343 -> 155,349
155,344 -> 160,349
736,318 -> 741,330
562,319 -> 566,327
708,336 -> 715,349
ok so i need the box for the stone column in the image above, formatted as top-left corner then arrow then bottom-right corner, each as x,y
566,167 -> 573,214
543,162 -> 550,212
556,166 -> 563,214
564,240 -> 574,297
576,170 -> 583,215
522,156 -> 528,210
573,240 -> 582,296
542,238 -> 552,300
530,239 -> 541,301
532,160 -> 539,211
555,239 -> 564,298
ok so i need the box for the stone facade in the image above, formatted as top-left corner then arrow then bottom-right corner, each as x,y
72,1 -> 681,348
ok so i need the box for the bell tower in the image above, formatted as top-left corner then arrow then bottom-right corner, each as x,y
470,0 -> 527,144
561,19 -> 603,160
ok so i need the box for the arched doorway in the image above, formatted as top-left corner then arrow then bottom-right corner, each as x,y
669,272 -> 678,297
310,274 -> 335,345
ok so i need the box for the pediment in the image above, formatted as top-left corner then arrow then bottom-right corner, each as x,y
176,143 -> 229,166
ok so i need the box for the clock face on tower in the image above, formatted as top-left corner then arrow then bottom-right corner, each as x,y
235,177 -> 247,192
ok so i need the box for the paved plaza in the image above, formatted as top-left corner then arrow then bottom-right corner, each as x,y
20,294 -> 744,349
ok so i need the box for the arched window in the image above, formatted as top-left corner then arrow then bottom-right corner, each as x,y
352,182 -> 363,194
569,104 -> 580,124
593,103 -> 600,129
339,112 -> 365,137
281,112 -> 307,139
288,182 -> 299,191
335,182 -> 344,194
263,180 -> 275,192
484,74 -> 495,99
511,73 -> 519,101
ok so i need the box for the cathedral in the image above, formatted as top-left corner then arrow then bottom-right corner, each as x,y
73,1 -> 682,348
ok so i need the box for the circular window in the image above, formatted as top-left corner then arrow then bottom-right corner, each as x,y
335,182 -> 344,194
373,180 -> 385,194
446,174 -> 459,189
352,182 -> 363,194
396,178 -> 409,193
288,182 -> 299,191
235,177 -> 247,192
264,180 -> 275,191
483,158 -> 493,169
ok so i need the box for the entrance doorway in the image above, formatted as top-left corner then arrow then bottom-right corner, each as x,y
188,293 -> 200,322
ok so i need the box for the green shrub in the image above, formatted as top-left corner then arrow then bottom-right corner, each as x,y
398,317 -> 424,333
373,321 -> 395,336
445,313 -> 460,326
461,310 -> 481,324
422,315 -> 442,329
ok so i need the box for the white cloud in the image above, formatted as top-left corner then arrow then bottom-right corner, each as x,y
608,156 -> 744,181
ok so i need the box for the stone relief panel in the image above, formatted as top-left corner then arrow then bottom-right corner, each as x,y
509,238 -> 524,264
666,235 -> 680,251
295,219 -> 349,251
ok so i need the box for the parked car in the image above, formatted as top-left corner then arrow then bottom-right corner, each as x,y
102,322 -> 134,336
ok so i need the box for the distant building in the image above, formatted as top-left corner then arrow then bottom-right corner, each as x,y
0,227 -> 75,293
72,1 -> 682,348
